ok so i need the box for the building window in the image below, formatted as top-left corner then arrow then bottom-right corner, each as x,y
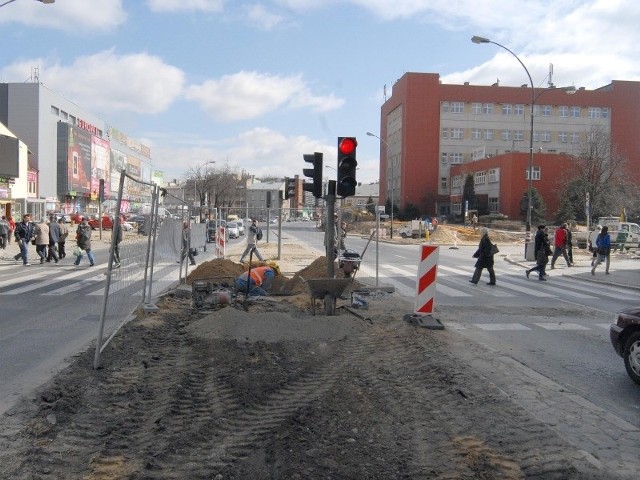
51,106 -> 59,115
450,153 -> 463,164
471,128 -> 481,140
452,128 -> 464,139
601,107 -> 610,118
442,128 -> 448,139
501,129 -> 511,141
541,105 -> 552,117
533,131 -> 540,142
525,166 -> 541,180
570,106 -> 581,117
541,131 -> 551,142
488,197 -> 499,213
502,104 -> 512,115
570,132 -> 580,143
474,171 -> 486,185
514,104 -> 524,115
69,115 -> 76,125
514,130 -> 524,141
441,153 -> 448,165
484,129 -> 493,140
472,102 -> 482,114
441,102 -> 449,113
558,131 -> 568,143
451,102 -> 464,113
483,103 -> 493,114
488,168 -> 499,183
441,177 -> 448,190
60,110 -> 68,120
559,106 -> 569,117
452,175 -> 462,188
452,202 -> 462,214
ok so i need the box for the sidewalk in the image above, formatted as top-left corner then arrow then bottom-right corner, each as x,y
506,248 -> 640,292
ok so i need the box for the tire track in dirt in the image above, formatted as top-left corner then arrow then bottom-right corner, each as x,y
332,322 -> 596,479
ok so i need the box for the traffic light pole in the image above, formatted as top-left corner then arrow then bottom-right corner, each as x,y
326,180 -> 336,279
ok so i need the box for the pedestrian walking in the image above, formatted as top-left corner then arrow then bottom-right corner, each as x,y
591,225 -> 611,275
74,217 -> 95,266
58,217 -> 69,258
588,225 -> 602,266
7,215 -> 15,244
34,218 -> 50,264
0,215 -> 9,251
112,220 -> 123,267
566,224 -> 574,265
180,221 -> 196,266
13,213 -> 35,265
469,227 -> 497,285
239,219 -> 264,263
47,215 -> 60,263
550,223 -> 572,268
526,225 -> 552,281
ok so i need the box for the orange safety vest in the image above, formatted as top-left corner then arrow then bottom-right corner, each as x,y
246,266 -> 272,286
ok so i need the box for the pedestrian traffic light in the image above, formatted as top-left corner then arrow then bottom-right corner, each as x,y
284,176 -> 296,200
302,152 -> 323,198
337,137 -> 357,197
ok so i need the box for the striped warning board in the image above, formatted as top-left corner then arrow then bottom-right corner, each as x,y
216,227 -> 226,258
415,245 -> 439,315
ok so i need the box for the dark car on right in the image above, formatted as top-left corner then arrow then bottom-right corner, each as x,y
610,306 -> 640,385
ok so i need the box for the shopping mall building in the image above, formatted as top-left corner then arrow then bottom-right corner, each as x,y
0,82 -> 160,220
375,72 -> 640,220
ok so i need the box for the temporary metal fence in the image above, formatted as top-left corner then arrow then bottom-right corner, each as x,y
93,171 -> 194,368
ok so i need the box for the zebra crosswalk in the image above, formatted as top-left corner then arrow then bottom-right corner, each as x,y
356,261 -> 637,306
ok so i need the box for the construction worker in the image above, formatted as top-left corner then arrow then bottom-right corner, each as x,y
235,265 -> 275,296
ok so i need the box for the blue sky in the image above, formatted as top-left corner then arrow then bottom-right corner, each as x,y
2,0 -> 639,185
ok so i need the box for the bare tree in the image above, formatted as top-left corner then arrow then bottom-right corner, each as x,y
557,126 -> 638,222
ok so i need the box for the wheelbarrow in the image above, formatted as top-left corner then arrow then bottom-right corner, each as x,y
301,276 -> 352,316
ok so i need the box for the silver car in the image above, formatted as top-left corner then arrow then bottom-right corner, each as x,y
227,222 -> 239,239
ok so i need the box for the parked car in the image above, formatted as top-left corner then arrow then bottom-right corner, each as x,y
227,221 -> 239,239
206,220 -> 226,243
610,306 -> 640,385
88,215 -> 125,230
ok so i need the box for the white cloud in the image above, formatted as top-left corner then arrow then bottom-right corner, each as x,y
185,71 -> 344,121
244,4 -> 285,30
0,0 -> 126,33
146,0 -> 225,12
1,50 -> 185,115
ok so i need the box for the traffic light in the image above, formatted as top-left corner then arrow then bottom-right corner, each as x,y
337,137 -> 357,197
284,177 -> 296,200
302,152 -> 323,198
98,178 -> 105,202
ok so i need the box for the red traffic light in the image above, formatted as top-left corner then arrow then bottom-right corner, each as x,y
338,137 -> 357,155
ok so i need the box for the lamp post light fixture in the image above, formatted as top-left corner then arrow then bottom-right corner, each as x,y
367,131 -> 394,239
0,0 -> 55,7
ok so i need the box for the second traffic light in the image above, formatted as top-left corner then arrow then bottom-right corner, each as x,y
284,176 -> 296,200
337,137 -> 357,197
302,152 -> 323,198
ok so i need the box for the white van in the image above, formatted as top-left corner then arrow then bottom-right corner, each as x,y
235,218 -> 245,236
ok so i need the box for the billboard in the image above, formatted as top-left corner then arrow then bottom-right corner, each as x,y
67,126 -> 92,194
0,133 -> 19,177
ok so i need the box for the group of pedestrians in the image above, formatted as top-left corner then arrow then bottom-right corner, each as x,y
10,213 -> 96,267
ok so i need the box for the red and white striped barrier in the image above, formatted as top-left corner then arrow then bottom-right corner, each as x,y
415,245 -> 439,315
216,227 -> 226,258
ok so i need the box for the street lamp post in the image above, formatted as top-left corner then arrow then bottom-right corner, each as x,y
366,131 -> 394,239
472,36 -> 536,251
0,0 -> 54,6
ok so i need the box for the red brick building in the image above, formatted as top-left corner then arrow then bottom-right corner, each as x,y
375,73 -> 640,220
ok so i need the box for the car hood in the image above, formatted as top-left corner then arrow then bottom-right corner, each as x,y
618,306 -> 640,318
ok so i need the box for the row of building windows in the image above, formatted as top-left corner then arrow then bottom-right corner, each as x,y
450,166 -> 539,191
442,102 -> 610,119
442,127 -> 584,143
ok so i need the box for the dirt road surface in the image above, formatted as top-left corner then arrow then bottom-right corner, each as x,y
0,232 -> 607,479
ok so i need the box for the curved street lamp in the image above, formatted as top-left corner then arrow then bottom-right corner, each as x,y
472,35 -> 576,258
0,0 -> 55,7
367,131 -> 394,239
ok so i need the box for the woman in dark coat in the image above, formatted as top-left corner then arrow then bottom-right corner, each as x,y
470,227 -> 497,285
